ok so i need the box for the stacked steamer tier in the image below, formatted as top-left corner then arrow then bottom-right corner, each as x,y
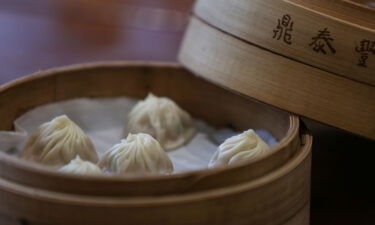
179,0 -> 375,140
0,63 -> 311,225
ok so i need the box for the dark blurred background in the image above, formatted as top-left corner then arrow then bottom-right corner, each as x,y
1,1 -> 374,224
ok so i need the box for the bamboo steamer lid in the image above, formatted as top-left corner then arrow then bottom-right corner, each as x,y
193,0 -> 375,85
178,1 -> 375,140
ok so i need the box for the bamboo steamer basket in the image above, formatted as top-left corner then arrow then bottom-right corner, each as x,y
0,63 -> 312,224
0,62 -> 301,196
179,17 -> 375,140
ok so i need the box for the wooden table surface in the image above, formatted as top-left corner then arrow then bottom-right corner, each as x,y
1,0 -> 374,224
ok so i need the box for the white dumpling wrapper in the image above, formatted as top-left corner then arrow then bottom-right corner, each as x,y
209,129 -> 270,168
99,133 -> 173,175
21,115 -> 98,167
59,156 -> 103,175
125,93 -> 196,150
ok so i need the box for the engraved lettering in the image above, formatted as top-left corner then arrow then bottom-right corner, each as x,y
355,39 -> 375,68
273,14 -> 293,45
309,28 -> 336,55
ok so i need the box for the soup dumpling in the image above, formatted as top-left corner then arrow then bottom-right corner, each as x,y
209,129 -> 270,168
125,93 -> 196,150
21,115 -> 98,167
59,156 -> 103,175
99,133 -> 173,175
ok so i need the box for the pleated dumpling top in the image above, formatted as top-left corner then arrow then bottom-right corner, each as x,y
125,93 -> 196,150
